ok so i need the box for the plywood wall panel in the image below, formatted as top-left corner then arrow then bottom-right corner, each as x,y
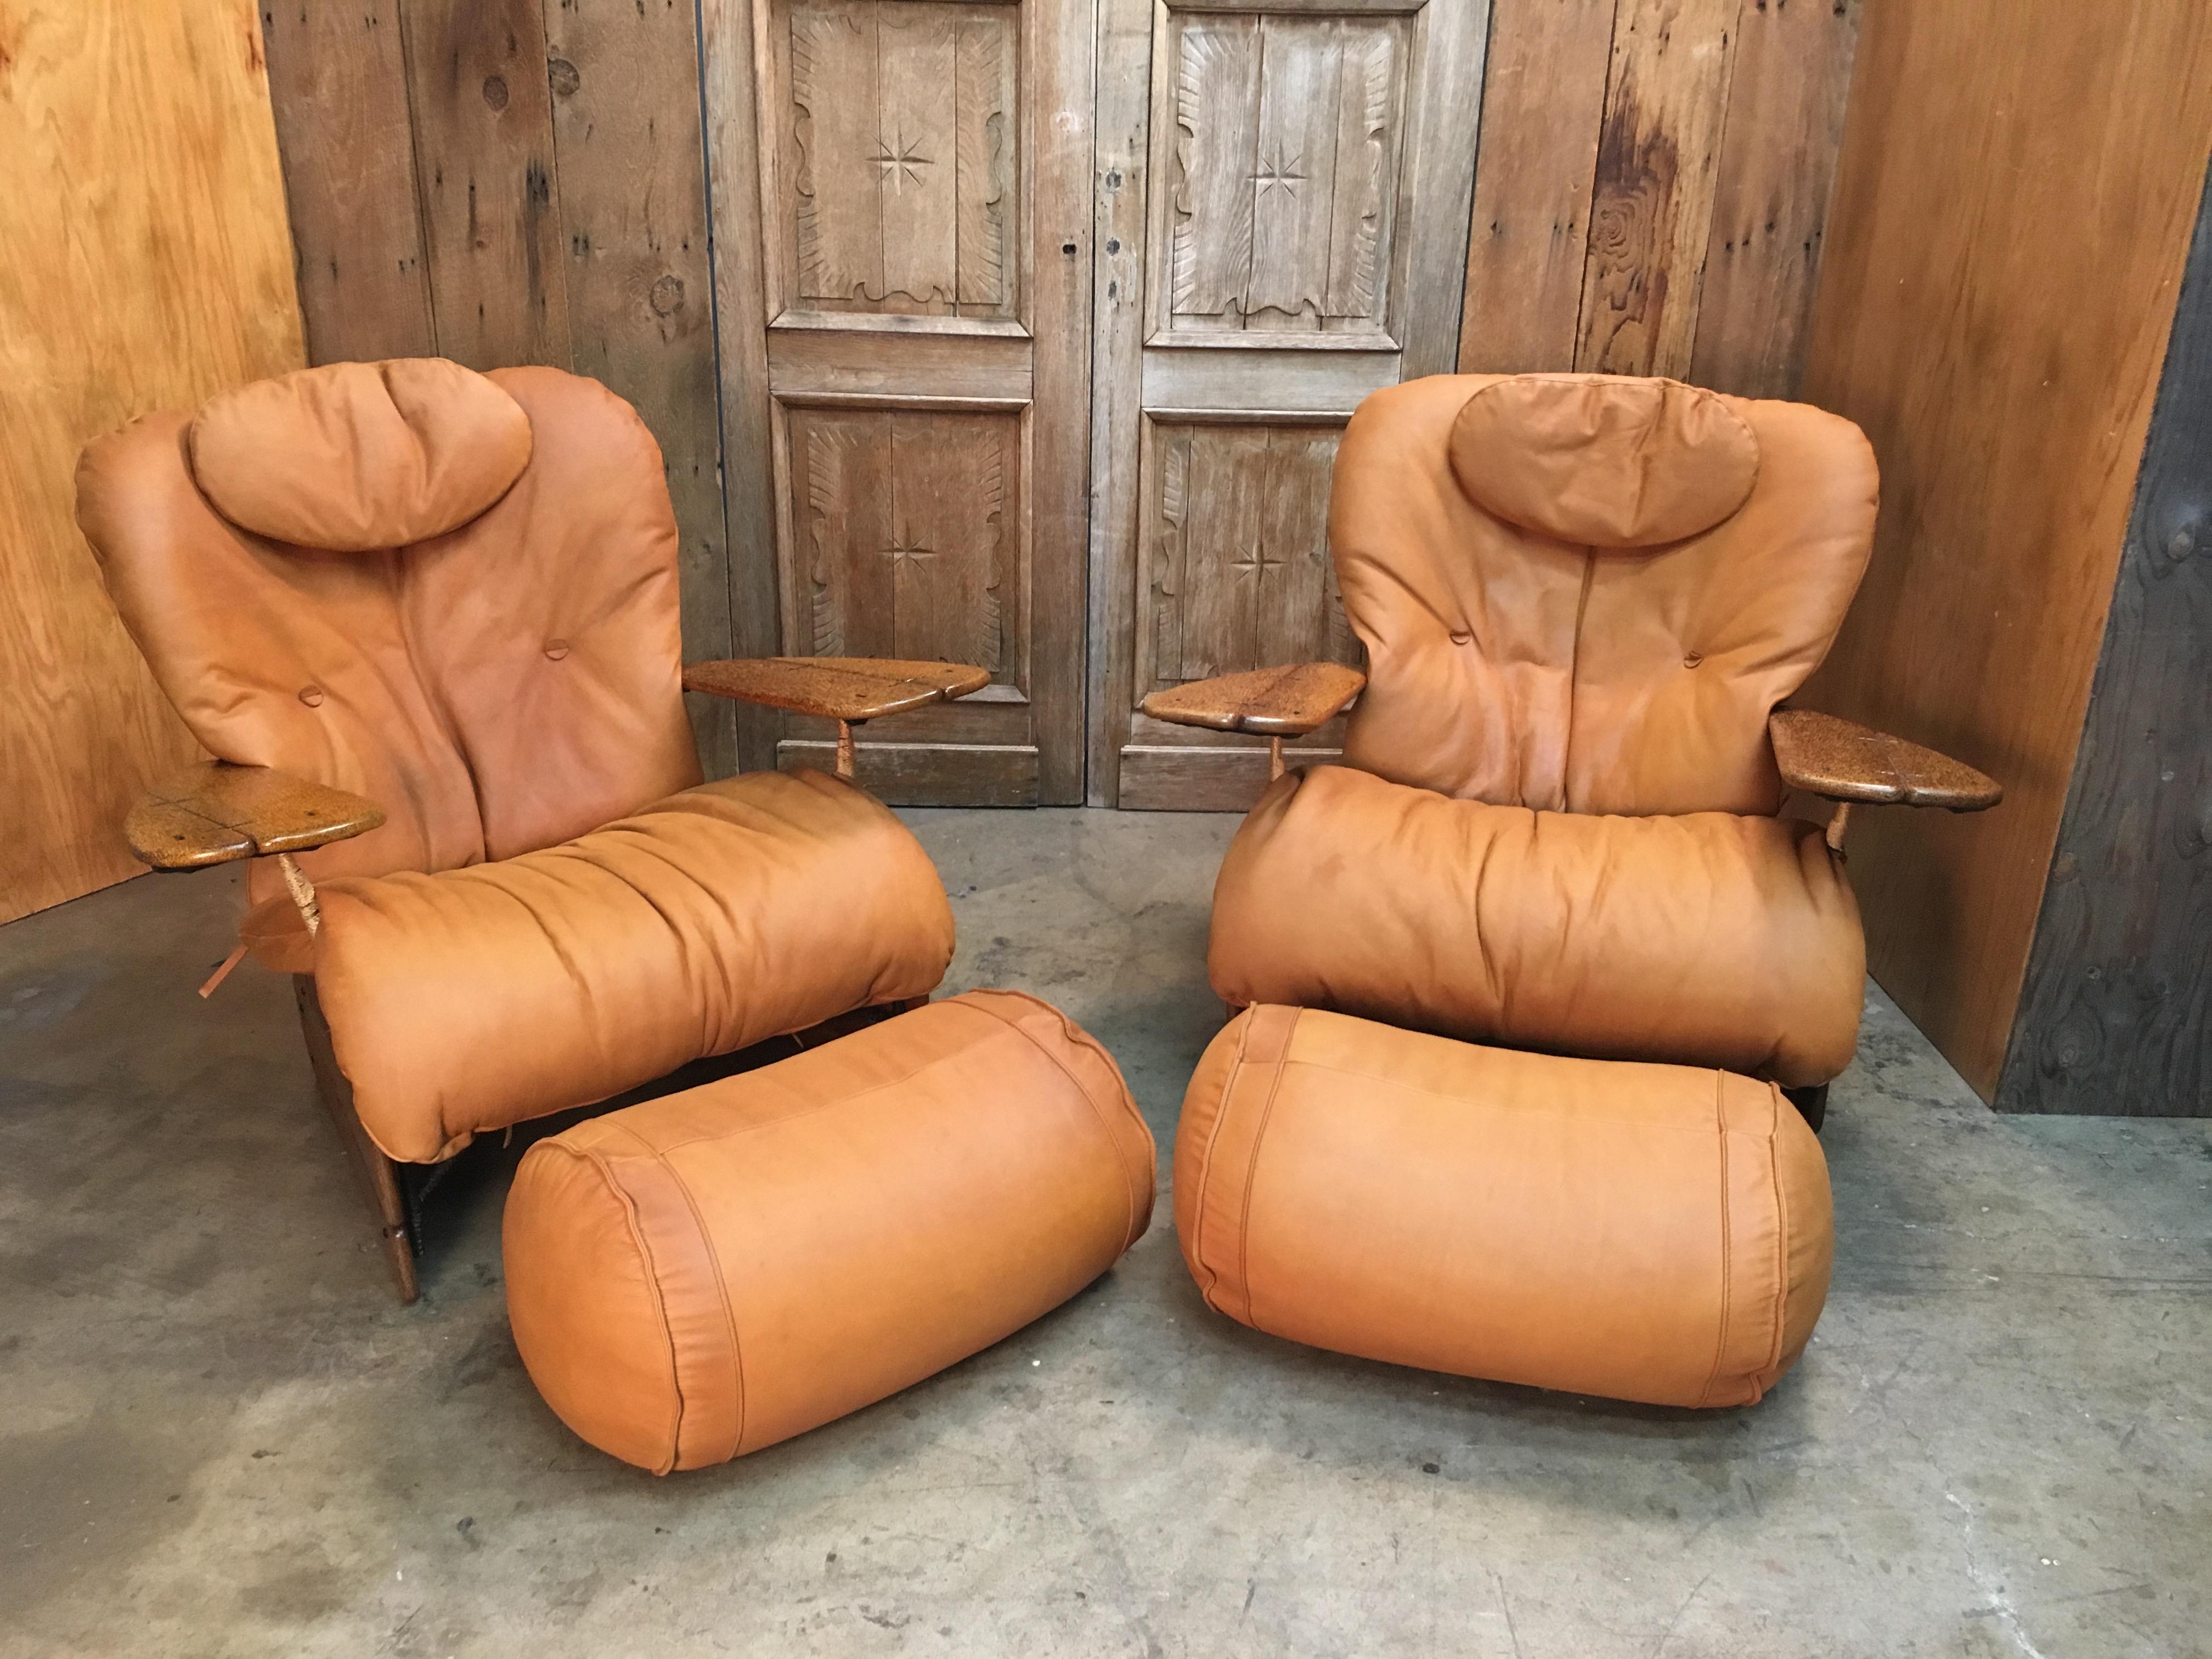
1799,0 -> 2212,1098
0,0 -> 306,922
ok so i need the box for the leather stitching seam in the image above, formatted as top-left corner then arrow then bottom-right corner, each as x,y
1697,1070 -> 1734,1409
566,1140 -> 686,1475
1236,1011 -> 1300,1334
1759,1084 -> 1790,1396
1187,1013 -> 1259,1311
657,1148 -> 749,1465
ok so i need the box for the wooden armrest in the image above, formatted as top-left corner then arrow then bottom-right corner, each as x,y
126,761 -> 386,870
1140,663 -> 1367,737
1770,709 -> 2002,811
682,657 -> 991,721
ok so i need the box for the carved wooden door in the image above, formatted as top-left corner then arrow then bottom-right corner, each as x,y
1088,0 -> 1488,807
705,0 -> 1091,804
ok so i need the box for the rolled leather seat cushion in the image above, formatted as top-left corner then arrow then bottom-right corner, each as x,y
505,990 -> 1155,1472
1177,1006 -> 1832,1408
314,769 -> 954,1162
1209,764 -> 1864,1088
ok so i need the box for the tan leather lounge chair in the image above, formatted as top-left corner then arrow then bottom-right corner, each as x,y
77,358 -> 984,1301
1147,373 -> 2002,1127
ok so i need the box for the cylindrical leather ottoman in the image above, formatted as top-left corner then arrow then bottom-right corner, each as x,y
505,990 -> 1155,1472
1176,1006 -> 1832,1408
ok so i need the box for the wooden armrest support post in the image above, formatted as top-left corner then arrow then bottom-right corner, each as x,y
1141,663 -> 1367,781
1769,709 -> 2002,857
683,657 -> 993,780
126,761 -> 387,939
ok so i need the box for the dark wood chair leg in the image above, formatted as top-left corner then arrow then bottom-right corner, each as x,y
1782,1082 -> 1829,1135
293,977 -> 419,1304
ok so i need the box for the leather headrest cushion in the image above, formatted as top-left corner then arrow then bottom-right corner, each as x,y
1448,375 -> 1760,548
187,359 -> 532,550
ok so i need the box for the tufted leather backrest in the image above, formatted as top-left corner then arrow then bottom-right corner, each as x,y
76,360 -> 702,912
1332,373 -> 1878,816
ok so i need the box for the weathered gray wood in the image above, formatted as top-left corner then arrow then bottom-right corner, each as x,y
546,0 -> 735,776
2000,160 -> 2212,1117
699,0 -> 782,772
260,0 -> 437,364
402,0 -> 572,369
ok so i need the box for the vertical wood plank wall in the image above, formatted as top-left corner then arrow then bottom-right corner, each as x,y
0,1 -> 306,923
1459,0 -> 1860,398
1799,1 -> 2212,1101
258,0 -> 736,778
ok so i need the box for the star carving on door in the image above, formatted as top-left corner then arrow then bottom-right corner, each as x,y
1232,548 -> 1286,583
874,130 -> 934,194
882,529 -> 938,569
1251,144 -> 1305,200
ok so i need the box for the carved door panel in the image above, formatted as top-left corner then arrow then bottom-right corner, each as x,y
705,0 -> 1090,804
1088,0 -> 1488,807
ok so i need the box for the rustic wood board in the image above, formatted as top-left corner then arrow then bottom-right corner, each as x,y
0,0 -> 306,923
1575,0 -> 1740,379
546,0 -> 736,776
260,1 -> 435,363
1801,0 -> 2212,1099
1688,0 -> 1859,398
1457,0 -> 1614,373
402,0 -> 571,370
1999,163 -> 2212,1116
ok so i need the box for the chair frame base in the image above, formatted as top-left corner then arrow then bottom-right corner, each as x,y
292,976 -> 926,1304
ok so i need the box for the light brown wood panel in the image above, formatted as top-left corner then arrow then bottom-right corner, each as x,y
259,1 -> 435,363
1799,0 -> 2212,1098
0,0 -> 305,922
1576,0 -> 1740,378
1457,0 -> 1613,372
1689,0 -> 1859,397
403,0 -> 571,369
545,0 -> 736,776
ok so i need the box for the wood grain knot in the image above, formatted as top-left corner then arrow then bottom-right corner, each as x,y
548,58 -> 580,98
650,275 -> 685,317
482,74 -> 509,112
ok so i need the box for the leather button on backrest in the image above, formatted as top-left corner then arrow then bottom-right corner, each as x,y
1449,628 -> 1474,646
1683,651 -> 1704,668
544,640 -> 571,661
298,685 -> 325,708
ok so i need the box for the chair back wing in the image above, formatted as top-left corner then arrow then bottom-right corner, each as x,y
75,360 -> 702,906
1331,373 -> 1879,816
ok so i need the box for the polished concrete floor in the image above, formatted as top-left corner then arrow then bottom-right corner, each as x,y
3,807 -> 2208,1658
